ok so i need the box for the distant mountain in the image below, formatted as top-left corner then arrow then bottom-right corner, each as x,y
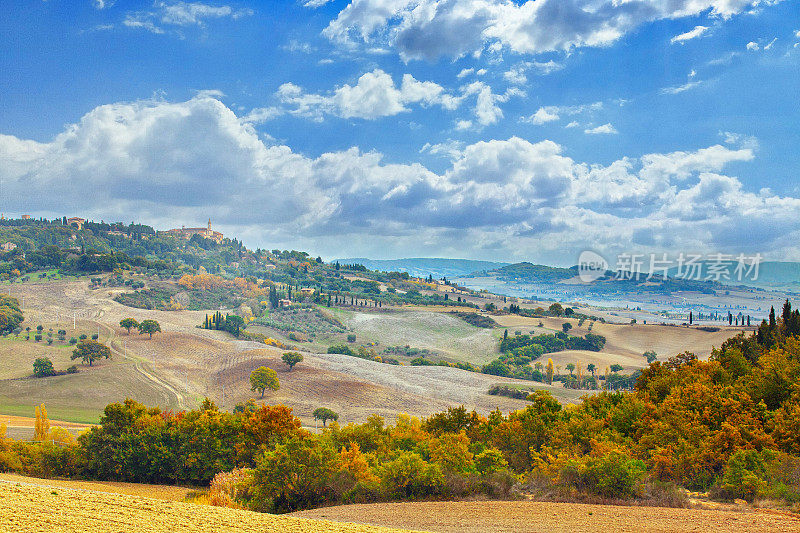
334,257 -> 509,279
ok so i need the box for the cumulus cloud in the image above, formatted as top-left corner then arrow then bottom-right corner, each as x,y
305,0 -> 335,7
277,70 -> 518,126
671,25 -> 709,44
276,69 -> 461,120
322,0 -> 780,61
525,107 -> 560,125
584,123 -> 617,135
2,95 -> 795,260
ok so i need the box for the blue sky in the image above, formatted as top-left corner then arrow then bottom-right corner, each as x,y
1,0 -> 799,265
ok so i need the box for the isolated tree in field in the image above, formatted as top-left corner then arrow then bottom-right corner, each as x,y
566,362 -> 575,376
549,303 -> 564,316
138,319 -> 161,339
546,358 -> 554,384
313,407 -> 339,427
71,339 -> 111,366
562,322 -> 572,334
120,318 -> 139,334
587,363 -> 596,377
610,364 -> 623,373
282,352 -> 303,371
643,350 -> 657,364
250,366 -> 279,398
33,357 -> 56,377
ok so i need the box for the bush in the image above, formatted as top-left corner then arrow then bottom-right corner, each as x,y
69,337 -> 77,345
66,365 -> 78,374
328,344 -> 355,356
347,334 -> 356,343
378,451 -> 444,499
208,468 -> 251,509
33,357 -> 56,378
560,451 -> 647,499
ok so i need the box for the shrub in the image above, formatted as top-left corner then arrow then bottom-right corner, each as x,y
410,357 -> 435,366
33,357 -> 56,378
248,436 -> 339,513
347,334 -> 356,343
208,468 -> 251,509
66,365 -> 78,374
69,337 -> 77,345
328,344 -> 355,356
378,451 -> 444,499
560,451 -> 647,499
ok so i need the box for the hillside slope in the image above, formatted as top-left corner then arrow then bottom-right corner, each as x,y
0,479 -> 414,533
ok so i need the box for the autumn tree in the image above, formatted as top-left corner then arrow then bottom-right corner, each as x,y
546,358 -> 554,384
138,319 -> 161,339
282,351 -> 303,371
120,318 -> 139,334
250,366 -> 279,398
312,407 -> 338,427
34,404 -> 49,441
71,339 -> 111,366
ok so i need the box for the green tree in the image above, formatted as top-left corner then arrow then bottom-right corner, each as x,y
566,362 -> 575,376
33,357 -> 56,377
643,350 -> 657,364
71,339 -> 111,366
250,366 -> 279,399
138,319 -> 161,339
120,318 -> 139,334
610,363 -> 624,373
587,363 -> 596,377
282,351 -> 303,371
312,407 -> 339,427
562,322 -> 572,334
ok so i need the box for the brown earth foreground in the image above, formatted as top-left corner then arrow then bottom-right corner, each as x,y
0,480 -> 415,533
294,500 -> 800,533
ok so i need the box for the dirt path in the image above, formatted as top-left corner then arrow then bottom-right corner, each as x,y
294,500 -> 800,533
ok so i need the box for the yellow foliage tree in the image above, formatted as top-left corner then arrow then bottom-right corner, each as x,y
546,358 -> 554,384
34,404 -> 49,441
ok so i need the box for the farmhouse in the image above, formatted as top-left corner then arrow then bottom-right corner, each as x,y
165,219 -> 223,243
67,217 -> 85,229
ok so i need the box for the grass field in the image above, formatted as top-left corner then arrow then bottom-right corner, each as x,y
0,479 -> 411,533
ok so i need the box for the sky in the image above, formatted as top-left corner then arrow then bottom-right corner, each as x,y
1,0 -> 799,266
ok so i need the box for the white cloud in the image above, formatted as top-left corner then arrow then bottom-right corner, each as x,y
305,0 -> 335,7
93,0 -> 114,8
584,123 -> 617,135
521,101 -> 603,125
3,95 -> 795,260
457,68 -> 475,78
277,69 -> 461,120
278,71 -> 518,126
671,25 -> 709,44
565,121 -> 579,128
323,0 -> 781,61
420,139 -> 464,160
525,107 -> 560,125
661,80 -> 704,94
124,2 -> 253,34
747,41 -> 760,50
